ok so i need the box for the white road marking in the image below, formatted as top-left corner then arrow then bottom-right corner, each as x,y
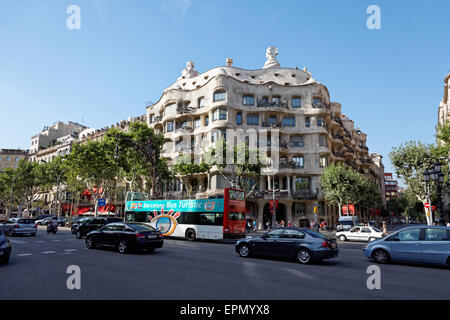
41,251 -> 56,254
35,241 -> 46,243
17,253 -> 32,257
66,239 -> 76,241
64,249 -> 77,252
52,240 -> 62,242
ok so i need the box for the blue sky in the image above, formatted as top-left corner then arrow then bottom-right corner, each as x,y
1,0 -> 449,179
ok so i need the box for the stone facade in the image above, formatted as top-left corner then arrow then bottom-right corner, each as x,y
438,73 -> 450,126
0,149 -> 29,172
146,48 -> 384,229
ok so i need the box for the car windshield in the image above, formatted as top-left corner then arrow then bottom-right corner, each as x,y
128,224 -> 156,232
372,227 -> 381,232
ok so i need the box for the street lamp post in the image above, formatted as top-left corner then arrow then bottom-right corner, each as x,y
423,160 -> 450,225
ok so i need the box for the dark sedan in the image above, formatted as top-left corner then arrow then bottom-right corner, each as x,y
235,227 -> 339,264
85,223 -> 163,254
0,229 -> 12,264
76,217 -> 122,239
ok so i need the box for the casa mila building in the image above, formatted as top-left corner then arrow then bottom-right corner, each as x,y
147,47 -> 385,229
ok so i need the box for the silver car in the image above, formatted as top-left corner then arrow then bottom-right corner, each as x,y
1,218 -> 37,236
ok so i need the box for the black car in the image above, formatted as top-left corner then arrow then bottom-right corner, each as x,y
0,229 -> 12,264
235,227 -> 339,264
76,217 -> 123,239
85,223 -> 163,254
71,217 -> 89,234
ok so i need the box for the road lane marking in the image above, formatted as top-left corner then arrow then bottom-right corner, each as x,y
41,251 -> 56,254
17,253 -> 32,257
52,240 -> 62,242
35,241 -> 46,243
64,249 -> 77,252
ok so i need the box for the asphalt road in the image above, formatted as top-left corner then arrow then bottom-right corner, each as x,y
1,226 -> 449,300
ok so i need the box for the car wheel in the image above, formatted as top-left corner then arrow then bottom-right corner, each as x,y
185,229 -> 196,241
118,240 -> 128,254
373,249 -> 390,264
339,235 -> 347,241
297,248 -> 312,264
32,233 -> 36,237
146,248 -> 155,253
86,237 -> 95,249
0,256 -> 10,265
76,230 -> 82,239
238,244 -> 251,258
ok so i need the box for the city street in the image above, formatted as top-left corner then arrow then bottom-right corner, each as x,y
1,227 -> 449,300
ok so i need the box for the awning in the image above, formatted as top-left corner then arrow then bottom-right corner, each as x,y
98,204 -> 115,213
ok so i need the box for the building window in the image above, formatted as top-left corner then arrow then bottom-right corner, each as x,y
320,156 -> 328,168
15,157 -> 20,162
272,96 -> 281,103
247,115 -> 259,125
198,97 -> 206,108
243,95 -> 254,106
290,136 -> 304,148
236,112 -> 242,125
292,97 -> 301,108
317,116 -> 325,127
213,108 -> 227,121
166,121 -> 174,132
6,157 -> 10,162
213,91 -> 226,102
319,135 -> 327,147
293,203 -> 306,216
283,117 -> 295,127
268,116 -> 277,125
292,156 -> 304,168
194,118 -> 201,129
305,117 -> 311,127
313,97 -> 322,106
295,177 -> 311,191
205,116 -> 209,126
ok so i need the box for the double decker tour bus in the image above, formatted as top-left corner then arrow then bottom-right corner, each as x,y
124,188 -> 246,241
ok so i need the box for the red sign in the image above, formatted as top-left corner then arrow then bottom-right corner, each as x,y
342,205 -> 355,216
269,200 -> 279,215
424,203 -> 430,209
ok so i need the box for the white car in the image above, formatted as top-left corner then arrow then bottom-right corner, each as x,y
336,226 -> 384,242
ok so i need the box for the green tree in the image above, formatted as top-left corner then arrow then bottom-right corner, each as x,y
173,154 -> 211,199
105,122 -> 171,198
321,164 -> 359,217
389,141 -> 438,224
208,139 -> 266,198
65,141 -> 119,215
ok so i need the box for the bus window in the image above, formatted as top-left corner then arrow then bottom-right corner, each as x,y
125,212 -> 148,223
198,213 -> 223,226
228,212 -> 245,221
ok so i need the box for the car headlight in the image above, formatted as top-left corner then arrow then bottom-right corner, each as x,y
0,242 -> 9,249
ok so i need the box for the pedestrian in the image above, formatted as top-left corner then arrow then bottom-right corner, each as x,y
252,220 -> 257,232
288,221 -> 292,228
280,220 -> 285,227
382,221 -> 387,236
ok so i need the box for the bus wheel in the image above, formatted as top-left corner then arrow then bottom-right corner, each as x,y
185,229 -> 196,241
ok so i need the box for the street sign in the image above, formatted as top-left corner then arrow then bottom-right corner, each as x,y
98,198 -> 106,207
424,203 -> 430,209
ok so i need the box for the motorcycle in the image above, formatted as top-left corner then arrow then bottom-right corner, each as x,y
47,223 -> 58,234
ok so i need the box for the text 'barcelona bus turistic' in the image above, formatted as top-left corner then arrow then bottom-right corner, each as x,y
124,188 -> 246,240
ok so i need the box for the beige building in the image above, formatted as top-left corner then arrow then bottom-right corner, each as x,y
438,73 -> 450,126
146,47 -> 384,229
0,149 -> 29,172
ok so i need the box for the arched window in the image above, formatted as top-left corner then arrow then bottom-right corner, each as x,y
213,91 -> 226,102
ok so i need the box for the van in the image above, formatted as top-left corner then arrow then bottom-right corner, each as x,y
337,216 -> 360,231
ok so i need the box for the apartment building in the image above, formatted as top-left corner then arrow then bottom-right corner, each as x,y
0,149 -> 29,172
146,47 -> 384,229
384,173 -> 399,201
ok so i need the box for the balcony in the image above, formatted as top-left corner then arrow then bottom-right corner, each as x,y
257,99 -> 288,109
312,102 -> 331,110
332,150 -> 345,158
177,105 -> 198,115
262,120 -> 282,128
331,115 -> 344,126
175,125 -> 193,133
292,190 -> 318,200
